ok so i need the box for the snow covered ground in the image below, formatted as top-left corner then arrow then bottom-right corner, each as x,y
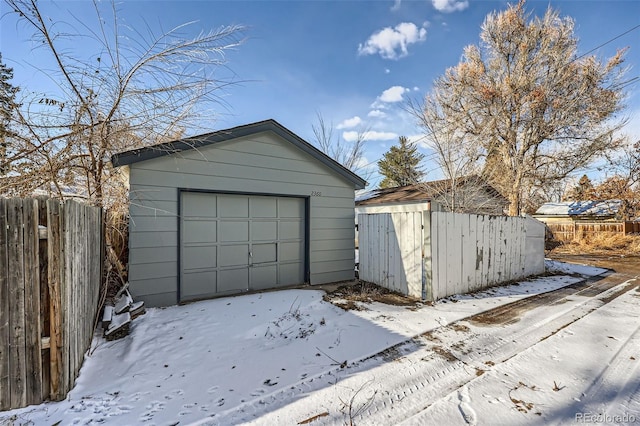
3,259 -> 637,426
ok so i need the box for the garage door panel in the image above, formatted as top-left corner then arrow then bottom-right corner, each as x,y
280,241 -> 303,262
279,198 -> 305,218
181,270 -> 217,298
219,195 -> 249,218
252,243 -> 277,264
251,221 -> 277,241
183,245 -> 216,270
181,192 -> 306,301
219,244 -> 249,267
220,221 -> 249,242
251,197 -> 277,218
280,220 -> 304,240
183,220 -> 217,243
218,269 -> 249,292
182,193 -> 217,218
251,265 -> 277,289
279,262 -> 304,286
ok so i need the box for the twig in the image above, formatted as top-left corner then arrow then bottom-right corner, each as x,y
315,346 -> 347,368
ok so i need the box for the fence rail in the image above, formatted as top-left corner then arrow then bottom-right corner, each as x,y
0,198 -> 103,411
546,221 -> 640,242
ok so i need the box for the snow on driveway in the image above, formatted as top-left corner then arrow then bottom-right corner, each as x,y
0,261 -> 614,425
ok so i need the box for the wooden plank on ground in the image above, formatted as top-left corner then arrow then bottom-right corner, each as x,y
0,199 -> 10,410
7,198 -> 27,409
23,199 -> 43,405
47,199 -> 63,400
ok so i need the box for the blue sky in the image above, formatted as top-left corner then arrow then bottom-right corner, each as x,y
1,0 -> 639,188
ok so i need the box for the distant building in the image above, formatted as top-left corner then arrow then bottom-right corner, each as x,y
533,200 -> 623,224
356,177 -> 508,218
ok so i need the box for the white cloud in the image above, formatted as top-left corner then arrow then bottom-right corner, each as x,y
336,116 -> 363,129
432,0 -> 469,13
413,86 -> 420,91
358,22 -> 427,60
368,109 -> 387,118
391,0 -> 401,11
343,130 -> 399,142
385,68 -> 391,74
379,85 -> 409,103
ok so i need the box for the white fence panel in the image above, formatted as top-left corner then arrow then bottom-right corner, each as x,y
358,212 -> 424,298
359,211 -> 546,301
430,212 -> 543,300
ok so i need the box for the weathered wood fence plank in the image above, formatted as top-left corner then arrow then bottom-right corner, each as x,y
0,198 -> 103,411
0,199 -> 9,410
546,220 -> 639,242
23,200 -> 42,406
47,199 -> 64,400
7,198 -> 27,409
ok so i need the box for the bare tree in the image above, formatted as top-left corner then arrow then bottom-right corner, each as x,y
312,112 -> 371,181
421,0 -> 628,216
2,0 -> 245,207
605,139 -> 640,189
409,97 -> 502,213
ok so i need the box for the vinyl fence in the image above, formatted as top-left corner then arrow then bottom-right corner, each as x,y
0,198 -> 104,411
358,211 -> 545,301
546,221 -> 640,242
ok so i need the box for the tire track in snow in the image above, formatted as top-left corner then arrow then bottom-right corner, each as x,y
205,275 -> 636,425
568,282 -> 640,418
364,276 -> 639,426
399,278 -> 639,426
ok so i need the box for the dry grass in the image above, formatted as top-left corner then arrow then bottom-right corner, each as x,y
322,281 -> 421,311
551,232 -> 640,255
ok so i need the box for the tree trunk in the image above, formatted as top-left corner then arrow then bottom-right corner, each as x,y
508,189 -> 520,216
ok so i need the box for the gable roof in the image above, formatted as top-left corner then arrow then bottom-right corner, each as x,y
534,200 -> 622,218
111,119 -> 366,189
355,177 -> 507,206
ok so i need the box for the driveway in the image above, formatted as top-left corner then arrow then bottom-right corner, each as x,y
215,256 -> 640,425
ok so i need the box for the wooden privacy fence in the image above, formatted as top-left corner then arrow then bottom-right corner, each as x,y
546,221 -> 640,242
0,198 -> 104,411
358,211 -> 545,301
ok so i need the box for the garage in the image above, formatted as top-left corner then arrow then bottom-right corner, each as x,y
111,119 -> 366,307
180,192 -> 306,301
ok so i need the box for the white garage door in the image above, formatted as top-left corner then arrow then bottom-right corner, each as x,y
180,192 -> 306,302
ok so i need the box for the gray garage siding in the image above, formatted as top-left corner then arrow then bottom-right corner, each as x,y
127,131 -> 357,306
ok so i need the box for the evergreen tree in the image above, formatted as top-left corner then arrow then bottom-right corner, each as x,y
564,175 -> 595,201
377,136 -> 424,188
0,53 -> 19,174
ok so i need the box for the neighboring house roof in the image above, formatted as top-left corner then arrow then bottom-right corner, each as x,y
111,119 -> 367,189
355,184 -> 429,206
355,177 -> 507,207
534,200 -> 622,218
